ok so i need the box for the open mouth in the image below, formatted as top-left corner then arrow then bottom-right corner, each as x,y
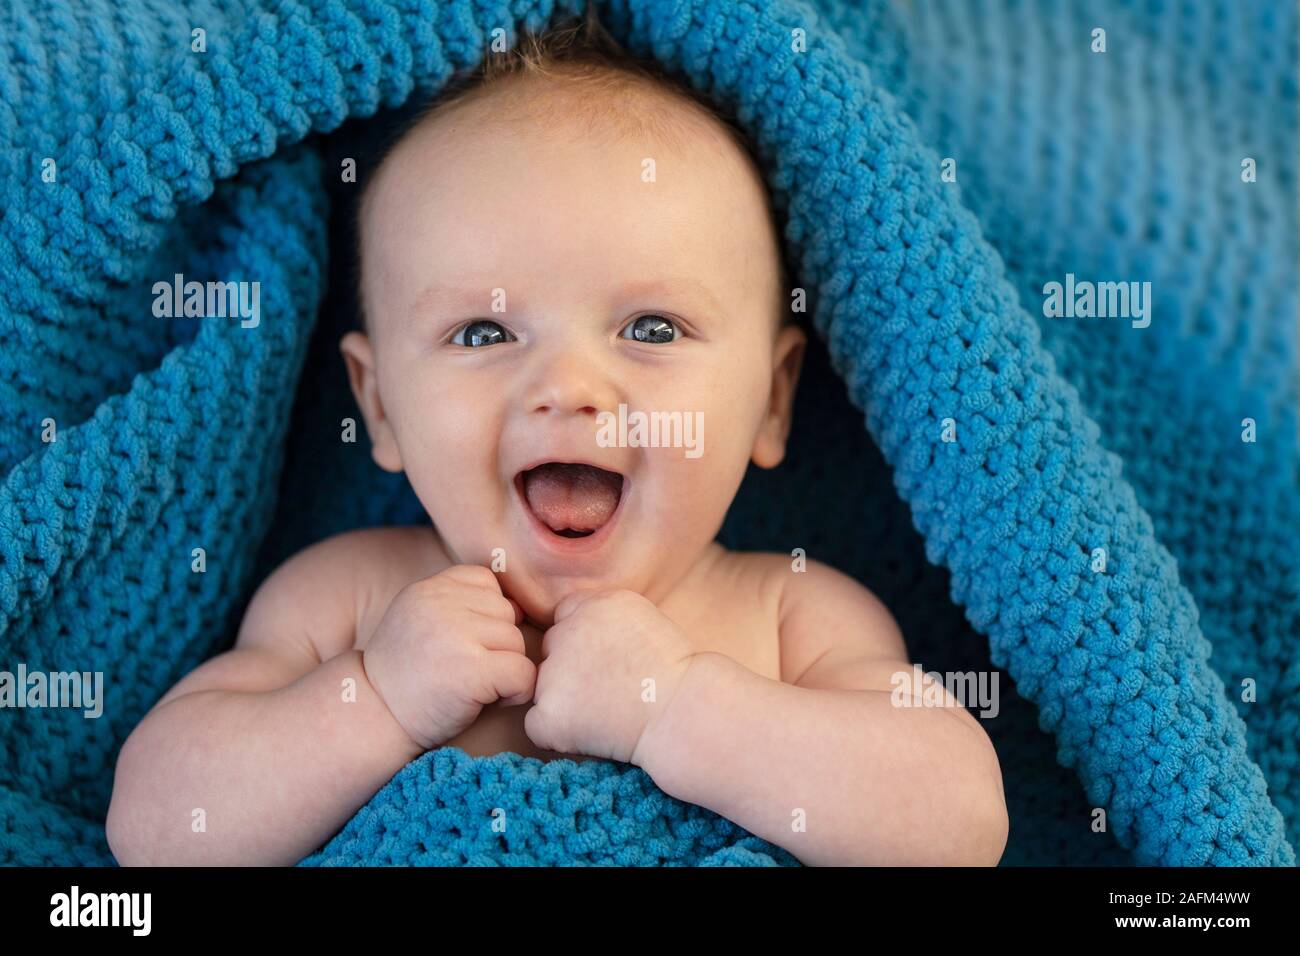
515,462 -> 626,539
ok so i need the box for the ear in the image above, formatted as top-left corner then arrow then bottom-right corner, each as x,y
751,324 -> 807,469
339,331 -> 404,473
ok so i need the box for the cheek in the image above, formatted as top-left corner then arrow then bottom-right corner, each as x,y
632,385 -> 758,519
385,366 -> 507,504
665,349 -> 771,455
388,364 -> 491,446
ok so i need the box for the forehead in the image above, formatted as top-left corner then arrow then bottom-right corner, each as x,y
358,79 -> 780,328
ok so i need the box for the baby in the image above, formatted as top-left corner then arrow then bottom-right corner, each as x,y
106,12 -> 1007,867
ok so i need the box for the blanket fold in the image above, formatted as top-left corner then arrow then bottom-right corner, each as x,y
0,0 -> 1295,866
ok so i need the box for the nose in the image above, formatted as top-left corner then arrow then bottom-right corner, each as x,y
522,342 -> 620,418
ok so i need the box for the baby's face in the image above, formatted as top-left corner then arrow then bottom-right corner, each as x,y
344,79 -> 804,625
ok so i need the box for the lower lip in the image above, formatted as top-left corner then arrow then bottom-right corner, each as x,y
512,471 -> 629,555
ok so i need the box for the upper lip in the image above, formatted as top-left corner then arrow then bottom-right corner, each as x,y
512,457 -> 627,479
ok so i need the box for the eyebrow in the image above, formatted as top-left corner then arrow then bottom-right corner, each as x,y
615,277 -> 726,316
405,276 -> 727,326
404,281 -> 494,327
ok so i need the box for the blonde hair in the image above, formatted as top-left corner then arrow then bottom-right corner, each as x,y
420,5 -> 746,155
354,2 -> 793,330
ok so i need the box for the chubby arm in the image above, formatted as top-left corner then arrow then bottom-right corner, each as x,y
105,529 -> 426,867
636,558 -> 1008,866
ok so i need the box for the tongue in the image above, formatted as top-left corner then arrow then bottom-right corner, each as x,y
523,463 -> 622,534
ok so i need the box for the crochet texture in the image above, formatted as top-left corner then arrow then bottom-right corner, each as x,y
0,0 -> 1294,866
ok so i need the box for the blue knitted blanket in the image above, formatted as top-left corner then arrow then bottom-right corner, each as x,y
1,0 -> 1295,867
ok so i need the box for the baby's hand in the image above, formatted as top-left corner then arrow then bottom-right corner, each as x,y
363,565 -> 535,752
525,590 -> 697,766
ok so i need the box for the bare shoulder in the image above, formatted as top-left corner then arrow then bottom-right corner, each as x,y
345,524 -> 453,649
243,524 -> 448,662
313,523 -> 449,577
754,553 -> 909,689
147,525 -> 448,711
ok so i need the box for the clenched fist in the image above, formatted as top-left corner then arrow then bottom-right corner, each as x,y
363,564 -> 535,752
525,589 -> 698,766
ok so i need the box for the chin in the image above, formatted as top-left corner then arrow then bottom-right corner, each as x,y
502,571 -> 616,629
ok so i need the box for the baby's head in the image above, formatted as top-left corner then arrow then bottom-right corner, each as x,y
341,8 -> 806,626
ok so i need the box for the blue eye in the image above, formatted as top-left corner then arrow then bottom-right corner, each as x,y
452,320 -> 515,348
621,314 -> 680,344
